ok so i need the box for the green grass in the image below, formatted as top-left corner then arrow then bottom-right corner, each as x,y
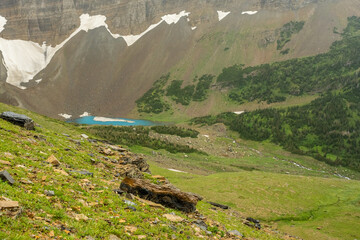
150,166 -> 360,240
0,103 -> 250,240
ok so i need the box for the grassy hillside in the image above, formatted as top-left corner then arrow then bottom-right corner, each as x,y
0,103 -> 288,240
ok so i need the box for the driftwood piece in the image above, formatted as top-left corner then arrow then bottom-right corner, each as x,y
120,177 -> 202,213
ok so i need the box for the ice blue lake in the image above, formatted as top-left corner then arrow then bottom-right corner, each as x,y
70,116 -> 158,126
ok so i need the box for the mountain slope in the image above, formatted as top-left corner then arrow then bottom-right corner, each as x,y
1,0 -> 360,119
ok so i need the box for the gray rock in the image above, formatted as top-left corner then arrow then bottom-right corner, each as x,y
70,170 -> 94,177
123,199 -> 137,206
0,112 -> 35,130
193,220 -> 208,231
228,230 -> 243,237
44,190 -> 55,196
126,206 -> 137,211
0,170 -> 15,185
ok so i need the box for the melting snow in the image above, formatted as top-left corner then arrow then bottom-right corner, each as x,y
234,111 -> 245,115
80,112 -> 91,117
123,11 -> 190,46
0,15 -> 7,33
217,11 -> 230,21
0,11 -> 191,88
59,114 -> 72,119
93,117 -> 135,123
168,169 -> 187,173
242,11 -> 258,15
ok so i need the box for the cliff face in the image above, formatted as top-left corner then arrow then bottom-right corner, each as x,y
0,0 -> 320,45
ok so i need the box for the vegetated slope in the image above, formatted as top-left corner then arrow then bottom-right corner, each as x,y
0,102 -> 288,240
216,16 -> 360,104
135,16 -> 360,118
190,17 -> 360,172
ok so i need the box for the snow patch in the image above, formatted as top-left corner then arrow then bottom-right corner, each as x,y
0,14 -> 117,88
217,11 -> 231,21
93,117 -> 135,123
168,169 -> 187,173
80,112 -> 91,117
191,26 -> 197,30
203,135 -> 210,138
123,11 -> 190,46
0,15 -> 7,33
162,11 -> 190,24
242,11 -> 258,15
234,111 -> 245,115
59,114 -> 72,119
35,79 -> 42,83
1,11 -> 192,88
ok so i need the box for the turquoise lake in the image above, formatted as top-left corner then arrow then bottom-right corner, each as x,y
70,116 -> 158,126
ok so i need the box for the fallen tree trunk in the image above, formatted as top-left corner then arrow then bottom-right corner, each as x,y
120,177 -> 202,213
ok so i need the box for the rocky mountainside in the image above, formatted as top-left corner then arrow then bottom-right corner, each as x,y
0,0 -> 359,119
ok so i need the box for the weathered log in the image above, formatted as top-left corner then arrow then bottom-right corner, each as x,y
207,201 -> 229,209
0,112 -> 35,130
120,177 -> 202,213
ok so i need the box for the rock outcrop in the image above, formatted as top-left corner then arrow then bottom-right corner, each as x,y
120,177 -> 202,212
0,112 -> 35,130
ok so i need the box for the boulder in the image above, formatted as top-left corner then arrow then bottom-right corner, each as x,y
120,177 -> 202,213
117,155 -> 150,179
0,170 -> 15,185
121,155 -> 150,173
0,112 -> 35,130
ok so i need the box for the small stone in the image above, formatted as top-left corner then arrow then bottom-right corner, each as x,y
81,134 -> 89,139
163,214 -> 184,222
101,148 -> 114,156
4,152 -> 14,159
85,237 -> 95,240
70,170 -> 94,177
46,155 -> 60,166
54,169 -> 69,176
124,226 -> 137,233
0,200 -> 19,208
73,213 -> 88,221
228,230 -> 243,237
44,190 -> 55,196
123,199 -> 137,206
138,235 -> 147,239
20,179 -> 33,185
109,235 -> 121,240
193,220 -> 208,231
0,160 -> 11,165
0,170 -> 15,185
126,206 -> 137,211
